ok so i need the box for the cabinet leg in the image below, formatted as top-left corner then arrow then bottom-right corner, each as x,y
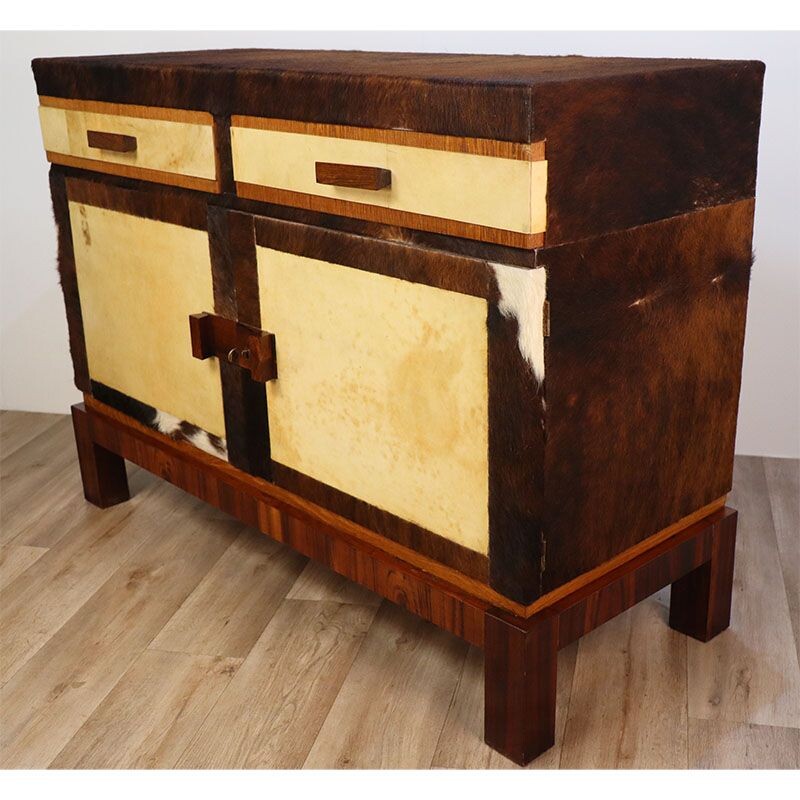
71,403 -> 130,508
484,609 -> 558,765
669,510 -> 737,642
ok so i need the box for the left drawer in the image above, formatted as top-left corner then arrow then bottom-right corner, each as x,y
38,96 -> 219,192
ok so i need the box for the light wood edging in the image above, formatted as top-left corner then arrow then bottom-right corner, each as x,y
47,152 -> 220,194
84,396 -> 724,618
39,95 -> 213,125
237,182 -> 545,249
231,115 -> 545,161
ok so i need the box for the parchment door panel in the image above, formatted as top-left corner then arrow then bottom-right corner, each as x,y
257,246 -> 489,554
70,201 -> 225,437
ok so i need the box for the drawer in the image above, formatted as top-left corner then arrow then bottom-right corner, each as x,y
231,117 -> 547,248
66,179 -> 226,454
39,96 -> 219,192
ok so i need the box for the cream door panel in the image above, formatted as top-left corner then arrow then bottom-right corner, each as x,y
70,202 -> 225,437
258,247 -> 489,554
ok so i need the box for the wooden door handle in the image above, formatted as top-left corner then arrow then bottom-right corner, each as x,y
189,313 -> 277,382
315,162 -> 391,190
86,130 -> 138,153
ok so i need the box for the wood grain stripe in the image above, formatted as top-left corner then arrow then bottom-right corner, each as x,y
231,115 -> 544,161
40,95 -> 213,125
237,182 -> 545,249
47,152 -> 220,194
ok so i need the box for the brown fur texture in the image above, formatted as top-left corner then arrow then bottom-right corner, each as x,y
533,61 -> 765,243
540,199 -> 755,592
208,207 -> 270,477
487,298 -> 546,602
50,168 -> 90,392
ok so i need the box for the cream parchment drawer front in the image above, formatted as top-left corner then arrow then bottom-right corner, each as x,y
70,201 -> 225,440
39,96 -> 218,192
258,246 -> 490,554
233,118 -> 547,248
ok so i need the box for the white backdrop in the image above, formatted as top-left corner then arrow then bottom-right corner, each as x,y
1,31 -> 797,457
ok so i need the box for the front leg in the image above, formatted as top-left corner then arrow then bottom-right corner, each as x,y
484,608 -> 559,765
71,403 -> 130,508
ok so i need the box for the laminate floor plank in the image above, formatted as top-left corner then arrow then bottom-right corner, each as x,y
0,544 -> 48,587
431,641 -> 578,769
304,601 -> 468,769
287,560 -> 383,607
151,527 -> 308,659
0,410 -> 63,460
688,719 -> 800,768
687,457 -> 800,729
0,489 -> 238,768
0,475 -> 170,686
50,650 -> 242,769
10,462 -> 145,550
0,417 -> 79,545
763,457 -> 800,665
176,599 -> 377,769
559,589 -> 689,769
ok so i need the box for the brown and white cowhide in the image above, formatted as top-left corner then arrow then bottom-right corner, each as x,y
90,381 -> 228,460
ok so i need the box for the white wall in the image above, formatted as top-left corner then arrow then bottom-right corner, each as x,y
1,31 -> 797,457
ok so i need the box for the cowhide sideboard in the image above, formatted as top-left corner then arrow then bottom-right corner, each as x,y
32,50 -> 764,765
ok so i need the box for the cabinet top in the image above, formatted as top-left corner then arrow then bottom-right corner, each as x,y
32,48 -> 758,85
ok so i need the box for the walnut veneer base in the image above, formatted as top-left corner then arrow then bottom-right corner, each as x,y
72,400 -> 738,765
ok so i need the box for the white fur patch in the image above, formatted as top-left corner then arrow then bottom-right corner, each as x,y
491,263 -> 547,384
153,409 -> 182,437
153,409 -> 228,459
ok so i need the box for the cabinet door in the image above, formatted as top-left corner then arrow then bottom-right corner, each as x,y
248,217 -> 514,578
64,177 -> 226,456
261,245 -> 489,553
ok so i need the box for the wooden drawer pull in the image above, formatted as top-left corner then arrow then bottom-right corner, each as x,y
315,161 -> 391,190
190,312 -> 277,382
86,129 -> 138,153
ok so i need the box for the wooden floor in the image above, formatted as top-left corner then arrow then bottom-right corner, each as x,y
1,410 -> 798,769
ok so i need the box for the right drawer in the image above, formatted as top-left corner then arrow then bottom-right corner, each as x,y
231,117 -> 547,248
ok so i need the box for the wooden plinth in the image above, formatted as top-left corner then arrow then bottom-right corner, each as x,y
71,400 -> 737,765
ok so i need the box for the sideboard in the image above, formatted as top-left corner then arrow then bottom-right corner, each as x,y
32,50 -> 764,765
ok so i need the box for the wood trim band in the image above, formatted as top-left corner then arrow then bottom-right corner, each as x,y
39,94 -> 214,125
271,461 -> 489,582
231,115 -> 545,161
237,182 -> 545,249
48,152 -> 220,194
84,394 -> 727,619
